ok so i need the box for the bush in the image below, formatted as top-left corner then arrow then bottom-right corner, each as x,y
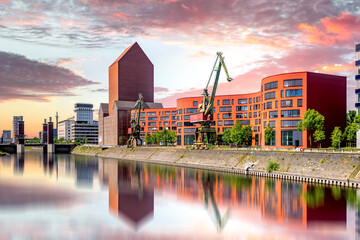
266,160 -> 279,172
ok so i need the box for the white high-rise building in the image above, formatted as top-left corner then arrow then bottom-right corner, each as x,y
12,116 -> 23,143
74,103 -> 94,123
58,117 -> 75,140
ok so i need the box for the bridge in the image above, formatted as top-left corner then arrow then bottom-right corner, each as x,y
0,143 -> 77,154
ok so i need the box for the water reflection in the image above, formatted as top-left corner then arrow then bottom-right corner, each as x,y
1,150 -> 360,239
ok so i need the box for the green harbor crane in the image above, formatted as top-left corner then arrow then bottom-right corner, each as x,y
190,52 -> 233,149
127,93 -> 144,147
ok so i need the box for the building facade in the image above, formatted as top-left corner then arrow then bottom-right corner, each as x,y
135,72 -> 346,148
74,103 -> 94,123
99,42 -> 160,146
12,116 -> 23,143
71,121 -> 99,144
1,130 -> 11,143
58,117 -> 75,140
356,43 -> 360,111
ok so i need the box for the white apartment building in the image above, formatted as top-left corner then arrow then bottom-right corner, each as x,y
58,117 -> 75,140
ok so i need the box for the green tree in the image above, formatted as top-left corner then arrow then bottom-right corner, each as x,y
331,127 -> 343,148
145,133 -> 151,145
264,124 -> 275,146
150,131 -> 161,145
297,109 -> 325,148
169,131 -> 176,144
84,138 -> 88,144
222,129 -> 232,144
347,110 -> 357,126
313,129 -> 325,148
118,136 -> 123,145
230,121 -> 252,146
59,137 -> 65,143
242,125 -> 253,145
343,123 -> 359,146
160,129 -> 170,146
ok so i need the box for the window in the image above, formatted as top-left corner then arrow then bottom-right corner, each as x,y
186,108 -> 198,113
286,89 -> 302,97
218,121 -> 223,126
269,121 -> 276,127
172,116 -> 177,120
269,111 -> 278,118
264,81 -> 278,91
140,117 -> 145,121
298,99 -> 303,107
284,79 -> 302,87
148,127 -> 158,131
275,101 -> 278,108
177,109 -> 182,114
244,113 -> 247,118
172,111 -> 177,115
238,99 -> 247,104
281,130 -> 302,146
184,122 -> 195,126
250,105 -> 252,111
281,120 -> 300,127
255,119 -> 258,125
249,98 -> 252,103
164,111 -> 170,115
249,112 -> 252,118
222,99 -> 231,105
265,130 -> 275,146
178,129 -> 182,133
281,100 -> 293,107
236,113 -> 243,118
239,120 -> 250,125
256,96 -> 259,102
164,122 -> 169,126
177,122 -> 183,127
220,106 -> 232,112
254,104 -> 258,110
193,101 -> 198,106
148,117 -> 158,121
232,99 -> 234,105
223,113 -> 232,119
184,128 -> 195,133
224,120 -> 234,126
217,100 -> 220,105
263,121 -> 267,128
281,110 -> 300,117
281,90 -> 284,98
140,112 -> 145,116
254,112 -> 257,118
217,114 -> 220,119
172,121 -> 177,125
184,115 -> 190,120
236,106 -> 247,111
160,116 -> 169,120
131,113 -> 135,117
264,91 -> 276,100
266,102 -> 272,109
147,112 -> 156,116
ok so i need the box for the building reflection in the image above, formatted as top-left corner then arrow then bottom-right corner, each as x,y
13,153 -> 24,175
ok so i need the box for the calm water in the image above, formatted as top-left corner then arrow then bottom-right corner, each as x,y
0,150 -> 360,239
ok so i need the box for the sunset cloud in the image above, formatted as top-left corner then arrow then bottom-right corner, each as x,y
0,51 -> 99,102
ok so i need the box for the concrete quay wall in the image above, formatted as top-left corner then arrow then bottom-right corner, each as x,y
72,146 -> 360,188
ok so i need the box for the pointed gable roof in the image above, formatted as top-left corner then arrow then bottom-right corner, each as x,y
109,42 -> 153,68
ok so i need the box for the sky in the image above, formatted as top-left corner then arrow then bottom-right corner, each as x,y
0,0 -> 359,138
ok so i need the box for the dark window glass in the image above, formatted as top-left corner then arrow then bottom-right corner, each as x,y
232,99 -> 234,105
254,112 -> 258,118
275,101 -> 278,108
281,120 -> 300,127
224,120 -> 234,126
218,121 -> 223,126
249,112 -> 252,118
269,111 -> 278,118
186,108 -> 198,113
147,112 -> 156,116
223,113 -> 232,119
165,111 -> 170,115
298,99 -> 303,107
266,102 -> 272,109
264,81 -> 278,91
184,122 -> 195,126
193,101 -> 198,106
269,121 -> 276,127
236,106 -> 247,111
177,109 -> 182,114
220,106 -> 232,112
265,91 -> 276,100
140,117 -> 145,121
184,128 -> 196,133
160,116 -> 169,120
239,120 -> 250,125
281,100 -> 293,107
217,100 -> 220,105
281,110 -> 300,117
236,113 -> 243,118
249,98 -> 252,103
148,127 -> 158,131
281,131 -> 293,145
184,115 -> 190,120
172,111 -> 177,115
172,116 -> 177,120
172,121 -> 176,125
148,117 -> 158,121
238,98 -> 247,104
222,99 -> 231,105
286,89 -> 303,97
177,122 -> 183,127
284,79 -> 303,87
140,112 -> 145,116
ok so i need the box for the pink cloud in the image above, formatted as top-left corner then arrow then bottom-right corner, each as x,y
112,12 -> 129,19
154,87 -> 170,93
298,12 -> 360,46
187,51 -> 212,58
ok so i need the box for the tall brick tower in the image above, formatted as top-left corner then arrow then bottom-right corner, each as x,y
108,42 -> 154,115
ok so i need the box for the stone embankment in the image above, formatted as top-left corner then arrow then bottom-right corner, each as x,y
72,146 -> 360,188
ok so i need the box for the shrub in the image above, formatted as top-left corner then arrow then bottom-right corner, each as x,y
320,159 -> 325,164
267,160 -> 279,172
